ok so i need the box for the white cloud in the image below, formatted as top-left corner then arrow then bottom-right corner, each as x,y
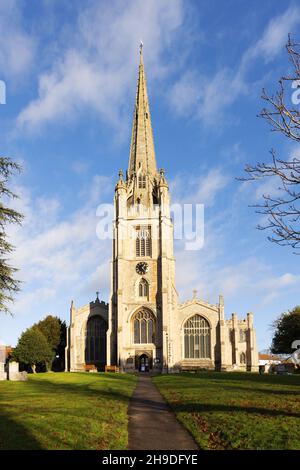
170,166 -> 230,206
261,272 -> 300,290
175,238 -> 300,314
195,168 -> 230,206
288,143 -> 300,161
2,169 -> 115,345
7,173 -> 114,322
254,178 -> 283,202
243,5 -> 300,64
169,69 -> 247,127
169,71 -> 201,116
200,69 -> 246,125
0,0 -> 36,79
17,0 -> 184,132
169,5 -> 300,125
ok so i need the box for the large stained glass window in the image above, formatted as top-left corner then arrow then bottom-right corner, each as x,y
184,315 -> 211,359
86,316 -> 107,363
134,309 -> 155,344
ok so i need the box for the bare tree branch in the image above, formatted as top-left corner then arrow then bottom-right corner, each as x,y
241,35 -> 300,252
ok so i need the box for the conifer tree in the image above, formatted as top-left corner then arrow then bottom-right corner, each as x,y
13,327 -> 53,373
271,306 -> 300,354
0,157 -> 23,313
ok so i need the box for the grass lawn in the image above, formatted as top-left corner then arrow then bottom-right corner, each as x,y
0,372 -> 137,450
154,372 -> 300,450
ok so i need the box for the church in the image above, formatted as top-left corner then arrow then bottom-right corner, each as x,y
65,47 -> 258,374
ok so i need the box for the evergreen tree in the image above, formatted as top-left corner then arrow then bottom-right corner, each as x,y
271,306 -> 300,354
35,315 -> 61,351
13,327 -> 53,373
0,157 -> 23,313
35,315 -> 66,370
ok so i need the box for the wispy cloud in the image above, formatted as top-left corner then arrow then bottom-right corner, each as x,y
7,173 -> 114,322
241,5 -> 300,64
169,5 -> 300,125
0,0 -> 36,79
17,0 -> 184,133
170,167 -> 230,207
170,166 -> 299,325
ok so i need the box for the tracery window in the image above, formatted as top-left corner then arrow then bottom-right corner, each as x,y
184,315 -> 211,359
135,225 -> 151,257
133,309 -> 155,344
86,316 -> 106,363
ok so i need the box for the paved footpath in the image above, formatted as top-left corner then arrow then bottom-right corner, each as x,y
128,375 -> 199,450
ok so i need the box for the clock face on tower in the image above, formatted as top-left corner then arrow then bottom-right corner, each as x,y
136,262 -> 149,275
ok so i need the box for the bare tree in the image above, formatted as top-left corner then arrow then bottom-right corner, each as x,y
243,35 -> 300,251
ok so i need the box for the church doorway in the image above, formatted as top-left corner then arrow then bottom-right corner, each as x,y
138,353 -> 151,372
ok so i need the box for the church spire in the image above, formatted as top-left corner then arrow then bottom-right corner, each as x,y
128,43 -> 157,178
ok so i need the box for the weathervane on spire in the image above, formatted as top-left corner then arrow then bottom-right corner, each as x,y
139,40 -> 143,54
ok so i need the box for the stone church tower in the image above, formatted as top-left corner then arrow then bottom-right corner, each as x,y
106,46 -> 176,373
65,47 -> 259,374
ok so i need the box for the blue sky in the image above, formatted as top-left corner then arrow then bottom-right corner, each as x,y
1,0 -> 300,350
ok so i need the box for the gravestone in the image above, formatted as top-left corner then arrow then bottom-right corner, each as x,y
8,361 -> 28,381
0,345 -> 7,380
0,344 -> 5,363
0,362 -> 7,380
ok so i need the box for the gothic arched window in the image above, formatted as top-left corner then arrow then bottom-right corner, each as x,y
133,309 -> 155,344
135,225 -> 151,257
85,316 -> 107,363
184,315 -> 211,359
240,352 -> 246,364
139,278 -> 149,298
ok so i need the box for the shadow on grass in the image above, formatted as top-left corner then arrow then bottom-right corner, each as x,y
171,372 -> 300,386
26,374 -> 133,403
0,412 -> 43,450
214,383 -> 300,396
127,389 -> 300,419
164,401 -> 300,419
0,373 -> 137,450
131,377 -> 300,419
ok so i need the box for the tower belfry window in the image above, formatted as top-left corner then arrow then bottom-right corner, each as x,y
136,225 -> 151,257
